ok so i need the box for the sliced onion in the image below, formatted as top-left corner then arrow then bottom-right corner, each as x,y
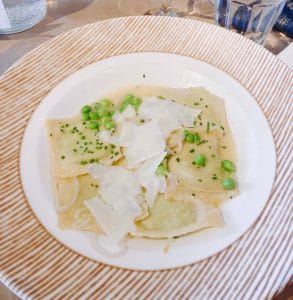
54,177 -> 79,213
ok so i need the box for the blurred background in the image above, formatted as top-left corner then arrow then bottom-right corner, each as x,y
0,0 -> 292,75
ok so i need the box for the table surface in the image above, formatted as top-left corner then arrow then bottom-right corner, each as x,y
0,1 -> 291,299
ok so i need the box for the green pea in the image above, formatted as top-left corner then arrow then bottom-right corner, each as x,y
104,122 -> 115,130
81,105 -> 91,113
99,99 -> 111,108
81,112 -> 90,121
92,103 -> 101,111
119,95 -> 141,112
124,94 -> 135,103
101,116 -> 112,125
156,164 -> 168,177
102,111 -> 112,118
131,103 -> 141,110
118,103 -> 129,113
131,97 -> 141,110
131,97 -> 140,105
185,134 -> 194,143
194,154 -> 206,166
89,111 -> 99,120
96,107 -> 109,118
222,178 -> 236,190
221,160 -> 235,172
88,120 -> 99,130
183,129 -> 190,137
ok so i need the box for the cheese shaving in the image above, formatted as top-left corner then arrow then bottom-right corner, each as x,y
139,97 -> 200,136
123,120 -> 165,168
113,105 -> 136,123
86,164 -> 142,242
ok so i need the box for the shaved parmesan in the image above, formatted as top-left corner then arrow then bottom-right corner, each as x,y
99,123 -> 134,147
113,105 -> 136,123
135,151 -> 167,208
139,98 -> 181,136
87,164 -> 142,242
143,170 -> 167,208
89,164 -> 141,203
139,97 -> 200,136
92,235 -> 127,257
144,176 -> 161,208
123,120 -> 165,168
136,152 -> 167,187
85,195 -> 140,243
168,101 -> 200,127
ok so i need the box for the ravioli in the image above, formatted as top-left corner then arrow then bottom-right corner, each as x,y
47,117 -> 122,178
168,129 -> 238,205
132,195 -> 223,239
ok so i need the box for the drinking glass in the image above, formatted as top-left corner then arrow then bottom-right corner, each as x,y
0,0 -> 46,34
145,0 -> 186,17
215,0 -> 286,44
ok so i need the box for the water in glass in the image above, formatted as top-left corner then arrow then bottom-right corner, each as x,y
0,0 -> 46,34
215,0 -> 286,44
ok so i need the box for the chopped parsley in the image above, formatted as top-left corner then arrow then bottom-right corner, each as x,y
212,174 -> 218,180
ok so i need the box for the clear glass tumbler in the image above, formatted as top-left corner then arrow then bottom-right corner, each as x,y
0,0 -> 46,34
215,0 -> 286,44
145,0 -> 186,17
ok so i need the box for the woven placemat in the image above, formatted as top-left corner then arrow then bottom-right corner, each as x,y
0,16 -> 292,299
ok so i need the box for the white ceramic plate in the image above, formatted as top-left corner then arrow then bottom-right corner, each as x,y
20,52 -> 276,270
